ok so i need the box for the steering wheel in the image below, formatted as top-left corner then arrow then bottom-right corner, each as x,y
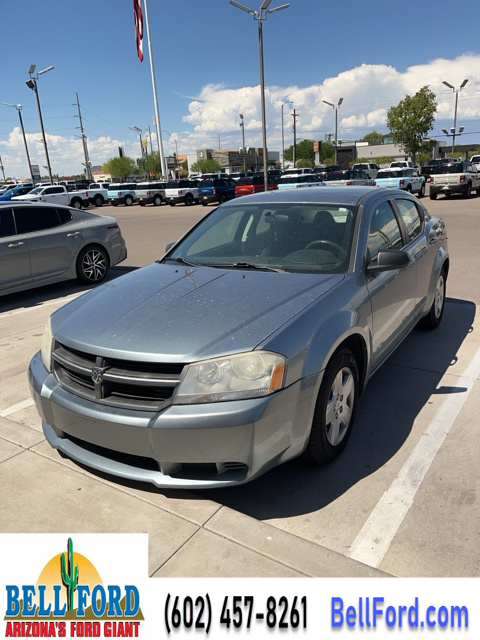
305,239 -> 347,259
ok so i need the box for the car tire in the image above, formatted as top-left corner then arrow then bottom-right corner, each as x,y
406,185 -> 412,193
71,198 -> 82,209
304,347 -> 359,465
112,203 -> 118,207
201,202 -> 207,206
153,194 -> 162,206
76,245 -> 109,284
94,195 -> 104,207
219,194 -> 227,204
184,194 -> 194,206
139,202 -> 145,207
421,268 -> 446,330
169,203 -> 176,207
124,195 -> 133,206
462,183 -> 472,199
429,193 -> 437,200
418,183 -> 425,198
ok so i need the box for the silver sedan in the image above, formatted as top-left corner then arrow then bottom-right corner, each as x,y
29,187 -> 448,488
0,202 -> 127,296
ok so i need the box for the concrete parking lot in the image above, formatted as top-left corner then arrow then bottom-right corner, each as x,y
1,192 -> 479,577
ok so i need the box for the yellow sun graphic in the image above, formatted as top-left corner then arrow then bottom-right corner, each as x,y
34,552 -> 103,611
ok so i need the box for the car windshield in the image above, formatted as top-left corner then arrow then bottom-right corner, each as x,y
166,203 -> 356,274
28,187 -> 44,195
433,164 -> 464,174
471,156 -> 480,163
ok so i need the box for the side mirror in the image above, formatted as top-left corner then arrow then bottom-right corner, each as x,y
165,242 -> 175,252
367,249 -> 410,274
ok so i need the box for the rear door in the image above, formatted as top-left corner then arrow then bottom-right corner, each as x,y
13,205 -> 82,281
0,207 -> 31,290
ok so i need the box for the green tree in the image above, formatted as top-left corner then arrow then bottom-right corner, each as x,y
376,156 -> 395,166
284,139 -> 334,164
181,160 -> 188,171
361,131 -> 384,144
296,158 -> 314,168
190,158 -> 223,173
103,156 -> 137,181
386,86 -> 437,163
143,151 -> 163,177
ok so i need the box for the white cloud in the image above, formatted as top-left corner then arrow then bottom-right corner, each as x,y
3,53 -> 480,178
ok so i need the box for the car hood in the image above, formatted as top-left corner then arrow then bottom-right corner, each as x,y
12,194 -> 38,201
53,262 -> 343,362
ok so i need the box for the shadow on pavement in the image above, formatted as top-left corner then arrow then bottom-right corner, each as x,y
205,297 -> 476,519
0,266 -> 138,313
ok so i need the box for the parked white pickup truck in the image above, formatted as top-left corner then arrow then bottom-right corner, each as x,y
87,183 -> 110,207
430,162 -> 480,200
12,184 -> 90,208
374,168 -> 425,197
165,179 -> 199,206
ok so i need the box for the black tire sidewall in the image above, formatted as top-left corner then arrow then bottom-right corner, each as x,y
125,196 -> 133,206
305,348 -> 359,465
185,194 -> 193,206
422,268 -> 446,330
153,195 -> 162,206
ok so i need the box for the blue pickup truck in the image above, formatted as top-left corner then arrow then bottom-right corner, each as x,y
198,177 -> 236,205
374,168 -> 426,197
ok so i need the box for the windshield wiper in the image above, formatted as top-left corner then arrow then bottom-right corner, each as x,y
161,256 -> 199,267
202,262 -> 286,273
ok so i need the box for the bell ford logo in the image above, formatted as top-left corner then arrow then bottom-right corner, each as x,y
91,367 -> 106,384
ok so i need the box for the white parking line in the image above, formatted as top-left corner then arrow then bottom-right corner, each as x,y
349,345 -> 480,568
0,293 -> 83,319
0,398 -> 35,418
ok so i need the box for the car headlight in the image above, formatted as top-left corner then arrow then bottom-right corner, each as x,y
40,317 -> 53,372
174,351 -> 286,404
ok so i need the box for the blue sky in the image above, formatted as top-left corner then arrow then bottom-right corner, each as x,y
1,0 -> 479,176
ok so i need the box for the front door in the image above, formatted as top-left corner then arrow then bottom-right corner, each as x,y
365,199 -> 417,369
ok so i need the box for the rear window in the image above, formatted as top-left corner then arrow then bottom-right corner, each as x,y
237,176 -> 263,185
325,171 -> 349,181
377,170 -> 403,178
108,185 -> 120,190
433,164 -> 465,174
199,179 -> 222,187
354,164 -> 368,170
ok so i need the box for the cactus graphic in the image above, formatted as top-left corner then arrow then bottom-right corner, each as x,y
60,537 -> 79,612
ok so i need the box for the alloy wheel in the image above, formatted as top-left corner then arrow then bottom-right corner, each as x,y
434,274 -> 445,319
81,249 -> 107,281
325,367 -> 355,446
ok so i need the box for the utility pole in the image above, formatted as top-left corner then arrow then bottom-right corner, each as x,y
147,125 -> 153,154
75,93 -> 92,182
281,98 -> 291,170
292,108 -> 298,167
239,114 -> 246,172
0,155 -> 5,182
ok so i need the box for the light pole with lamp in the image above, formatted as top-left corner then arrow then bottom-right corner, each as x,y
280,97 -> 292,170
442,79 -> 468,157
239,114 -> 247,172
0,155 -> 5,182
26,65 -> 54,184
130,126 -> 147,180
164,130 -> 179,179
230,0 -> 290,191
442,126 -> 465,158
323,97 -> 343,164
2,102 -> 35,184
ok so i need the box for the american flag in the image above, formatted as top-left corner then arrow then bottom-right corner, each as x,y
133,0 -> 144,62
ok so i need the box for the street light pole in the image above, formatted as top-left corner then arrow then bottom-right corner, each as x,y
281,98 -> 291,170
2,103 -> 35,184
163,131 -> 179,179
442,79 -> 468,157
130,126 -> 146,180
239,114 -> 246,172
26,65 -> 54,184
230,0 -> 290,191
75,93 -> 92,182
323,97 -> 343,164
0,155 -> 5,182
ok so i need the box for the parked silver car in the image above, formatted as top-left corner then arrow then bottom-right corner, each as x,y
0,202 -> 127,295
29,187 -> 448,489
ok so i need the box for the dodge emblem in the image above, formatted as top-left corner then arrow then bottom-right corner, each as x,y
91,367 -> 106,384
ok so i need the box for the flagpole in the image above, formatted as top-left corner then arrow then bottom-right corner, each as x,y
143,0 -> 167,178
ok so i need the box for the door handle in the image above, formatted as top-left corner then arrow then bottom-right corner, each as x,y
8,242 -> 24,248
66,232 -> 80,237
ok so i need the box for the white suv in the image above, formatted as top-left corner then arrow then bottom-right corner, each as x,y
470,155 -> 480,171
390,161 -> 415,169
352,162 -> 379,179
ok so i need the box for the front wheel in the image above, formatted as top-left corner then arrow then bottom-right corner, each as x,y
184,194 -> 194,206
71,198 -> 82,209
421,269 -> 446,330
462,183 -> 472,199
418,183 -> 425,198
304,347 -> 359,465
76,246 -> 109,284
429,193 -> 437,200
94,195 -> 104,207
124,195 -> 133,206
219,194 -> 227,204
153,194 -> 162,206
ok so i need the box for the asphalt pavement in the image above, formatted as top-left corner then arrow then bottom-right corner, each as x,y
1,190 -> 479,577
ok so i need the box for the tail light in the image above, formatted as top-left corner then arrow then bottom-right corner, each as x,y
460,175 -> 466,183
85,191 -> 89,197
399,180 -> 405,187
346,181 -> 353,186
214,188 -> 219,195
146,191 -> 152,196
430,177 -> 434,185
118,192 -> 122,196
373,180 -> 377,186
178,190 -> 183,195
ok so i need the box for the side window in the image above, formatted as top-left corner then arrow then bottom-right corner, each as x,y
43,187 -> 55,194
53,187 -> 65,194
395,199 -> 422,243
14,206 -> 60,234
368,201 -> 403,260
57,208 -> 73,224
0,208 -> 15,238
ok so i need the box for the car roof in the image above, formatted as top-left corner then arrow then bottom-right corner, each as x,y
378,167 -> 403,171
0,200 -> 73,209
222,186 -> 386,206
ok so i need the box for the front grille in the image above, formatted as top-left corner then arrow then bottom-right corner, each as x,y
53,341 -> 185,411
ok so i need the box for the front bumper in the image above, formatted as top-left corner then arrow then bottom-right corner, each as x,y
430,183 -> 468,195
29,352 -> 315,489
